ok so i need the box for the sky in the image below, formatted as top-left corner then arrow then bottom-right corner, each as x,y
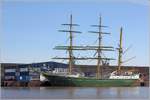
0,0 -> 150,66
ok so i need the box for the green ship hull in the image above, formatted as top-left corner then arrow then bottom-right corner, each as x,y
43,73 -> 137,87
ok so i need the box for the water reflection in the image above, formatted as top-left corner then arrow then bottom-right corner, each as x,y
1,87 -> 149,99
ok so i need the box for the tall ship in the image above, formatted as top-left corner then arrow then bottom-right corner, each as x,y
42,15 -> 140,87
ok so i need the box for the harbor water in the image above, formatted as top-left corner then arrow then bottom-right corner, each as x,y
1,87 -> 149,99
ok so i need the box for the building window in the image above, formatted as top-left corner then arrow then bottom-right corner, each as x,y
5,69 -> 16,73
20,68 -> 28,72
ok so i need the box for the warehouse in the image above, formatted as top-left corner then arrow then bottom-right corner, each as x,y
1,61 -> 68,86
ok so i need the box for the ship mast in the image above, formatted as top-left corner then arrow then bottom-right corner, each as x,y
53,14 -> 82,75
88,15 -> 115,79
69,15 -> 73,75
117,27 -> 123,74
96,16 -> 102,79
117,27 -> 136,74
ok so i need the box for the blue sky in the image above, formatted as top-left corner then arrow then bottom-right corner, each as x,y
1,0 -> 149,66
